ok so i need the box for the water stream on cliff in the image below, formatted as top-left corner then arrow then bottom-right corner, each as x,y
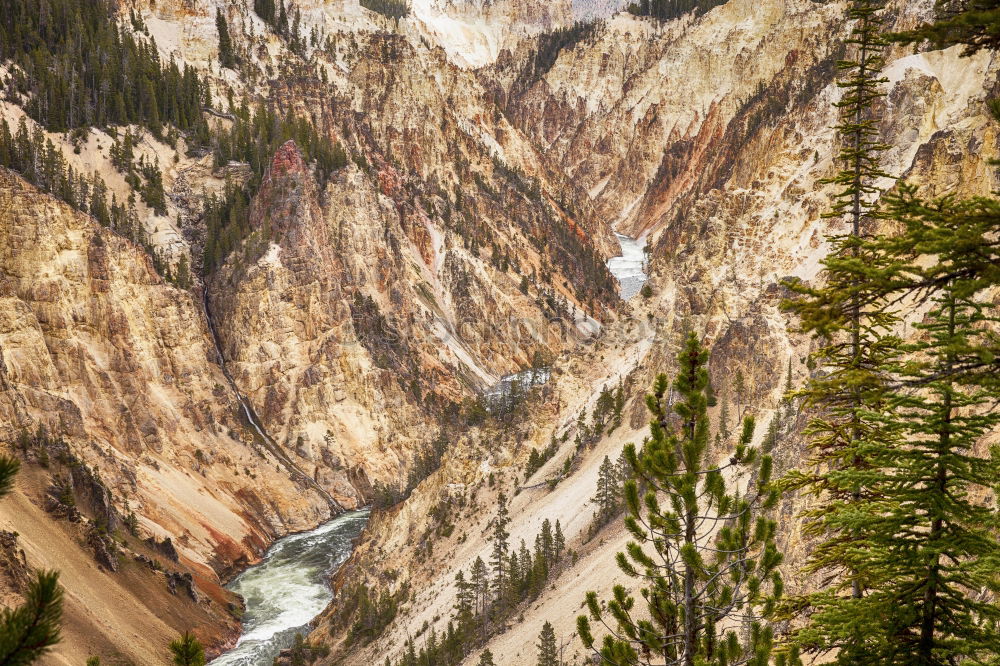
209,510 -> 370,666
607,233 -> 648,299
202,291 -> 286,449
202,292 -> 340,510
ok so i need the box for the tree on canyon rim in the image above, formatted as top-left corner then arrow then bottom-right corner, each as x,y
778,0 -> 1000,663
577,333 -> 782,666
778,0 -> 905,661
0,455 -> 63,666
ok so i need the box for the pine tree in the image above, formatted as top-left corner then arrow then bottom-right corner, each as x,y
507,549 -> 521,601
779,1 -> 904,661
454,571 -> 474,620
781,357 -> 794,419
490,494 -> 511,605
592,455 -> 619,526
733,370 -> 747,418
615,449 -> 631,488
850,187 -> 1000,663
254,0 -> 277,24
470,556 -> 489,617
478,649 -> 496,666
578,333 -> 782,666
537,621 -> 559,666
538,519 -> 555,566
884,12 -> 1000,384
0,455 -> 17,497
175,254 -> 191,290
216,9 -> 237,69
521,540 -> 537,596
889,0 -> 1000,55
402,639 -> 417,666
719,395 -> 731,441
767,406 -> 785,447
169,631 -> 205,666
0,455 -> 63,666
553,520 -> 565,562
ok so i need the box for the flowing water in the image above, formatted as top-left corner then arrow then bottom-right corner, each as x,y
607,233 -> 648,300
205,236 -> 643,666
209,510 -> 370,666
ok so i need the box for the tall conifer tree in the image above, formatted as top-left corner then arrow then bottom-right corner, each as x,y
856,189 -> 1000,663
779,1 -> 906,660
490,494 -> 511,606
578,334 -> 782,666
537,621 -> 559,666
216,9 -> 237,69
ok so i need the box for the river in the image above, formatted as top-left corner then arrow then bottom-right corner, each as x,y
209,510 -> 370,666
607,233 -> 648,300
207,233 -> 646,665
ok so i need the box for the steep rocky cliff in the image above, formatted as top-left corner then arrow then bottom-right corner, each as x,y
306,1 -> 1000,664
0,0 -> 620,659
1,0 -> 997,662
0,166 -> 332,661
0,168 -> 334,560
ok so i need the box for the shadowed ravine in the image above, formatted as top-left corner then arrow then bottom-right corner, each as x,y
209,510 -> 370,666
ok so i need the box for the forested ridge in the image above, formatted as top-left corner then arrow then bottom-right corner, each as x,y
625,0 -> 729,21
0,0 -> 348,281
0,0 -> 209,136
202,105 -> 348,274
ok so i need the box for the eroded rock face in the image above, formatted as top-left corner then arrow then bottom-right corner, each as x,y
0,531 -> 30,593
411,0 -> 573,68
0,168 -> 331,575
308,1 -> 1000,663
490,0 -> 851,238
2,0 -> 997,659
207,140 -> 576,502
1,3 -> 624,637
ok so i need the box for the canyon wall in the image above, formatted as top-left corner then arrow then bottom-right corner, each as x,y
0,0 -> 997,662
310,1 -> 1000,664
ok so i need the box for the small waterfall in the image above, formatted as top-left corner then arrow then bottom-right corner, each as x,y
202,290 -> 342,513
607,233 -> 648,300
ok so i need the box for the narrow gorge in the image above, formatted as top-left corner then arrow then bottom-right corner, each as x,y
0,0 -> 998,665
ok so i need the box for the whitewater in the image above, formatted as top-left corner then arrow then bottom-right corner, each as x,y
607,233 -> 648,299
209,510 -> 369,665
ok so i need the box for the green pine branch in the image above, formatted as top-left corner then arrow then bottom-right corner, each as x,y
0,454 -> 63,666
